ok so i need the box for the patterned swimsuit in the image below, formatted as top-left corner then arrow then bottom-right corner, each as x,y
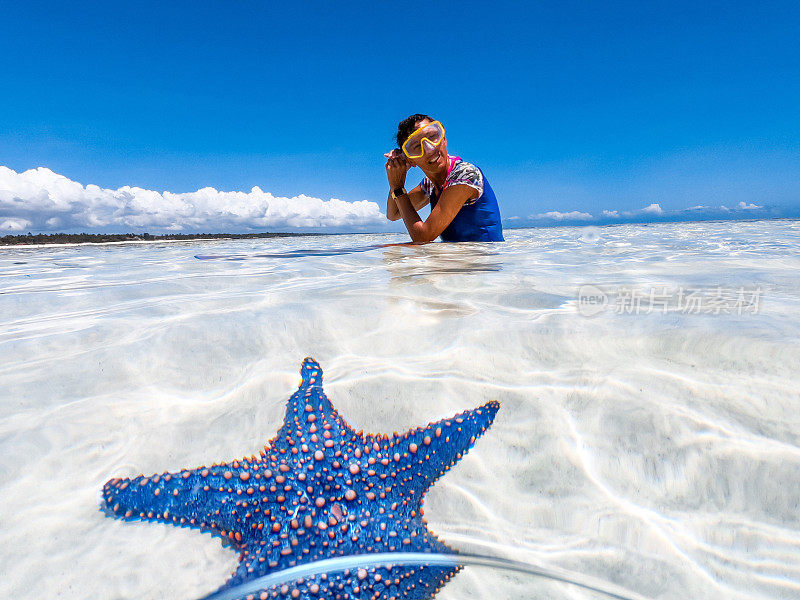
419,156 -> 504,242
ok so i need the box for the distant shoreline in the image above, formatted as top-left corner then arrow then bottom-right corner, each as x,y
0,232 -> 322,247
1,217 -> 796,248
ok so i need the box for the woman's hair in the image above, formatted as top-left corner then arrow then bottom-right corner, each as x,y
396,114 -> 434,148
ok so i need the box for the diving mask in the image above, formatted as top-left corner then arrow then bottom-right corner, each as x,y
401,120 -> 445,159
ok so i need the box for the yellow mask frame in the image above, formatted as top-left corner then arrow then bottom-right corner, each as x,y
402,121 -> 446,159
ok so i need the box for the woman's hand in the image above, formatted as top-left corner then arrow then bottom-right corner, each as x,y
384,148 -> 411,190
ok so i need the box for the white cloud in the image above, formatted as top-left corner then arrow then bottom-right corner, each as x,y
601,209 -> 619,217
0,218 -> 31,231
0,166 -> 386,232
640,203 -> 663,214
534,210 -> 594,221
737,201 -> 761,210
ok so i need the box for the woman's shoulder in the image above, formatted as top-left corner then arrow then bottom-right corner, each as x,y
448,157 -> 481,179
446,158 -> 484,200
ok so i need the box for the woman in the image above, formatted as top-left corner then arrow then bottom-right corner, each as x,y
385,114 -> 504,243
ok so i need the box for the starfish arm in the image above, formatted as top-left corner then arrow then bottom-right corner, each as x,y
284,358 -> 332,418
386,400 -> 500,509
275,357 -> 358,444
101,457 -> 276,545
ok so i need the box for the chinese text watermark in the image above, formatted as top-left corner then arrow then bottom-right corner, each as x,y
577,284 -> 762,317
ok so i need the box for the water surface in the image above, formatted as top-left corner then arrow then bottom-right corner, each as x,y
1,221 -> 798,599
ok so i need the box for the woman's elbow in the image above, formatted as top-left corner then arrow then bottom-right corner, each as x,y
410,224 -> 437,243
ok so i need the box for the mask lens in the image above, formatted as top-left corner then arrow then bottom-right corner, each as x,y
404,137 -> 424,158
423,123 -> 443,144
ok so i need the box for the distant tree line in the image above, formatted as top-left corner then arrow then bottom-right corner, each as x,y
0,232 -> 321,246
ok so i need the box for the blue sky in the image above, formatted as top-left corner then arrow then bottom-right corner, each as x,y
1,1 -> 798,233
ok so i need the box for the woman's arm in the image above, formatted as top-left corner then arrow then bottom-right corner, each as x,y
394,184 -> 478,243
386,184 -> 429,221
385,149 -> 477,242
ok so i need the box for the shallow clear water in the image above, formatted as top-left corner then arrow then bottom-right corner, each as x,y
1,220 -> 799,600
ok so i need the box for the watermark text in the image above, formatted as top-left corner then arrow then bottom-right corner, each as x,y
577,285 -> 762,317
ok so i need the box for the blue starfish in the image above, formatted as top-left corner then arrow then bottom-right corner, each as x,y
101,358 -> 499,600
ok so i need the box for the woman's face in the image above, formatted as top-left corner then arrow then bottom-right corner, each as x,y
406,119 -> 448,174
